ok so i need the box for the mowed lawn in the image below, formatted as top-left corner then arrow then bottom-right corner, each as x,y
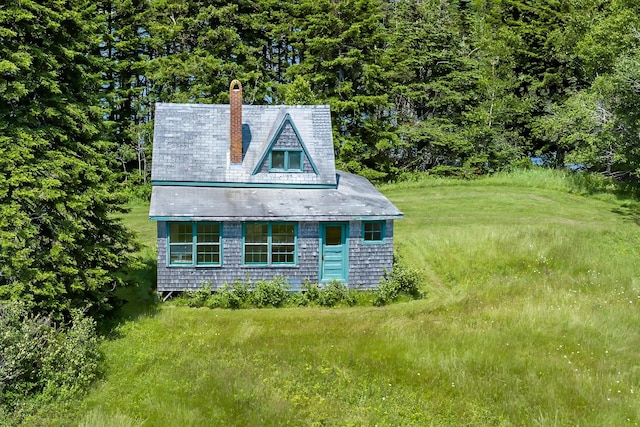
60,170 -> 639,426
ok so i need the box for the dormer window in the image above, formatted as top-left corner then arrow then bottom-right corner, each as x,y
253,113 -> 320,176
270,149 -> 303,172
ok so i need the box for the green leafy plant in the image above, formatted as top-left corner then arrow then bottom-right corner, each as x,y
206,280 -> 251,310
250,277 -> 290,308
317,280 -> 356,307
0,303 -> 99,420
374,256 -> 423,306
184,282 -> 213,307
301,281 -> 321,305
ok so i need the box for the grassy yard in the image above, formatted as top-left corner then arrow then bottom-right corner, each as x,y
45,170 -> 640,426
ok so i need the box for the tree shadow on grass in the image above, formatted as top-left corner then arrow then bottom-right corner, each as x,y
99,251 -> 159,337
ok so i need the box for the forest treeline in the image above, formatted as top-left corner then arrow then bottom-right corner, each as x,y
100,0 -> 640,181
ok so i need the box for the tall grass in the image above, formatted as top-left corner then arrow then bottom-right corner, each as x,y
42,169 -> 640,426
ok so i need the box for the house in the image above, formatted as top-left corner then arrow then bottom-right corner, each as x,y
149,80 -> 403,298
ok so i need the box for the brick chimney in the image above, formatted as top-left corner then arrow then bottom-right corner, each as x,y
229,79 -> 243,164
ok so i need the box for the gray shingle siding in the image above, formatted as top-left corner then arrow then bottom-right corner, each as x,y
157,221 -> 319,291
255,122 -> 315,174
347,220 -> 394,290
156,220 -> 394,292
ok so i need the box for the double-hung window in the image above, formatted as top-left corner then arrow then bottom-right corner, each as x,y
270,149 -> 303,172
244,223 -> 296,265
363,221 -> 385,243
168,222 -> 221,266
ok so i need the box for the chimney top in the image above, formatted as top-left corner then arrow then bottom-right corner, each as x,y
230,79 -> 242,92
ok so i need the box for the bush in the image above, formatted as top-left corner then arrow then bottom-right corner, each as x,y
301,282 -> 321,305
205,281 -> 250,309
250,277 -> 290,308
176,269 -> 421,310
316,281 -> 356,307
0,303 -> 100,419
373,280 -> 400,307
184,283 -> 213,307
374,257 -> 423,306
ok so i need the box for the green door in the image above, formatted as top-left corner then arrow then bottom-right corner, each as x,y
320,223 -> 347,282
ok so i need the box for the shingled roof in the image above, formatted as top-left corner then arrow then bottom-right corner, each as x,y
150,96 -> 402,221
150,171 -> 402,221
151,103 -> 337,187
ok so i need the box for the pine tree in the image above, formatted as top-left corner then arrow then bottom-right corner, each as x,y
286,0 -> 394,179
0,0 -> 137,319
144,0 -> 269,104
386,0 -> 480,174
100,0 -> 153,181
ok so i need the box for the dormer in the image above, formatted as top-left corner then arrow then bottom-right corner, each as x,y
252,113 -> 319,175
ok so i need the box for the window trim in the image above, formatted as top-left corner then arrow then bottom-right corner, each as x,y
242,222 -> 298,266
167,222 -> 222,267
269,149 -> 304,172
362,221 -> 385,244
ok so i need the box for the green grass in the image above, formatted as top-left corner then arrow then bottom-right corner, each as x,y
40,170 -> 640,426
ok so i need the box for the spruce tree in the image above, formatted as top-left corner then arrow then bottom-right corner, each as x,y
0,0 -> 137,319
286,0 -> 394,179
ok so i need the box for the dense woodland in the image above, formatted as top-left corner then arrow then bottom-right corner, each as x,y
6,0 -> 640,184
95,0 -> 640,181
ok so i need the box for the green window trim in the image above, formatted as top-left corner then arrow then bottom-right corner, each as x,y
243,222 -> 297,266
168,222 -> 222,266
269,149 -> 304,172
362,221 -> 385,244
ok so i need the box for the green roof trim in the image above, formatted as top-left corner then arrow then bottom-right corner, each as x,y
252,113 -> 320,176
151,180 -> 337,189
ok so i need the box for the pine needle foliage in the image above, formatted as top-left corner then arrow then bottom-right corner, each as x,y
0,0 -> 137,320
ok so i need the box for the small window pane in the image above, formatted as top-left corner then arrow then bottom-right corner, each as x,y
170,244 -> 192,264
364,222 -> 383,242
325,226 -> 342,246
288,152 -> 302,170
272,224 -> 295,243
197,223 -> 219,243
170,223 -> 192,243
245,223 -> 268,243
197,245 -> 220,264
272,244 -> 294,264
245,245 -> 268,263
271,151 -> 285,169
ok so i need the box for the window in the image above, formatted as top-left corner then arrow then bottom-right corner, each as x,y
168,222 -> 221,266
363,221 -> 384,243
269,150 -> 303,172
244,223 -> 268,264
244,223 -> 296,265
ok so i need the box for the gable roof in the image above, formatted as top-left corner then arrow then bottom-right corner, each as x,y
151,103 -> 336,188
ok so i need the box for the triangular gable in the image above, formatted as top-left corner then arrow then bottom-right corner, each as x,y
252,113 -> 320,175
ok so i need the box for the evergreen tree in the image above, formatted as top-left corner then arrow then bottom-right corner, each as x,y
0,0 -> 137,319
144,0 -> 269,104
100,0 -> 153,181
386,0 -> 480,174
286,0 -> 394,179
